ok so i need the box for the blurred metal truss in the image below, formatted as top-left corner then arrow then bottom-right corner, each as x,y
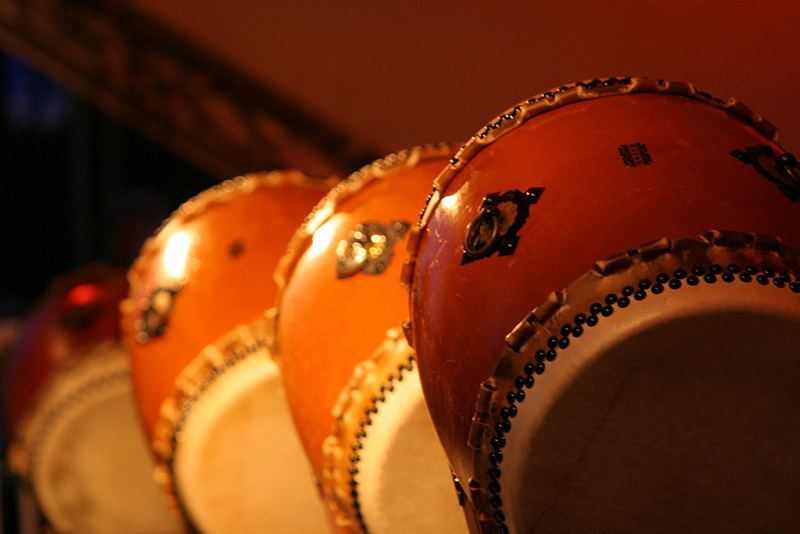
0,0 -> 378,178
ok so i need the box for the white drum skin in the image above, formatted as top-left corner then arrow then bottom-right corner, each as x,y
487,235 -> 800,533
355,359 -> 466,534
12,343 -> 183,534
172,339 -> 328,534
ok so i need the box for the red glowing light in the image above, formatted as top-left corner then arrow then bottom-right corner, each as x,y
66,283 -> 101,306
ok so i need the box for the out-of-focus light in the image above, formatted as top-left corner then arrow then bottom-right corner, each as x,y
310,223 -> 335,256
67,283 -> 100,306
163,232 -> 192,278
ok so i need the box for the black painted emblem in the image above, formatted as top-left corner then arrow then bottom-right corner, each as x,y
618,143 -> 652,167
136,286 -> 181,343
336,221 -> 410,278
462,187 -> 544,264
731,145 -> 800,202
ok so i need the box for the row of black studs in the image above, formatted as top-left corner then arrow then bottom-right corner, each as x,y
471,78 -> 634,145
450,76 -> 731,167
348,354 -> 415,534
168,336 -> 269,533
485,262 -> 800,534
436,78 -> 634,223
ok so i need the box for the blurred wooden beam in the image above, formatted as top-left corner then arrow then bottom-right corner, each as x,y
0,0 -> 378,178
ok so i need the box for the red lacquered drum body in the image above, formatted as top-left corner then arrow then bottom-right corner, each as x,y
403,78 -> 800,533
2,265 -> 181,533
273,145 -> 467,534
121,171 -> 337,534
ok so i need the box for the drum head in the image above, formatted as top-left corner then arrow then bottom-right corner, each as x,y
160,321 -> 328,534
17,343 -> 181,533
475,233 -> 800,533
357,365 -> 465,533
324,330 -> 467,534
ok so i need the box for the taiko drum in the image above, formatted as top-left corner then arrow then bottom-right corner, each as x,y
121,171 -> 337,534
403,78 -> 800,533
272,145 -> 468,534
2,265 -> 181,534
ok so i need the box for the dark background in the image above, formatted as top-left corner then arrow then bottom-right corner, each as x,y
0,53 -> 216,317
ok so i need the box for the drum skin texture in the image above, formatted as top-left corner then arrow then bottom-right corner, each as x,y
402,78 -> 800,533
120,171 -> 337,531
1,265 -> 182,533
273,144 -> 465,534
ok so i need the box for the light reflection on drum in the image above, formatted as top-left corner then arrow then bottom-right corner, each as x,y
403,78 -> 800,533
121,171 -> 337,534
273,144 -> 469,534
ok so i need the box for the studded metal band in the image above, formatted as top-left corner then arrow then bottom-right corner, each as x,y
462,230 -> 800,534
149,315 -> 271,532
321,328 -> 415,534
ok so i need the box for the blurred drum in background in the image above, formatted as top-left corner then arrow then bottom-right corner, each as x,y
121,171 -> 337,533
403,78 -> 800,533
272,145 -> 468,534
1,264 -> 182,534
